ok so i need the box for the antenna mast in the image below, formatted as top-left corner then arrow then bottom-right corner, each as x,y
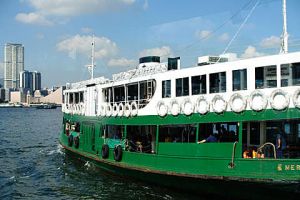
86,35 -> 96,79
280,0 -> 288,54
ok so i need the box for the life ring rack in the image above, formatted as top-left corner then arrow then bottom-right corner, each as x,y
100,104 -> 106,116
170,99 -> 180,116
249,90 -> 268,112
270,89 -> 290,110
118,103 -> 124,117
112,103 -> 119,117
229,93 -> 247,113
195,96 -> 210,115
80,103 -> 85,115
124,103 -> 131,117
156,100 -> 168,117
293,89 -> 300,109
181,98 -> 194,116
212,95 -> 227,114
131,101 -> 138,116
106,104 -> 112,117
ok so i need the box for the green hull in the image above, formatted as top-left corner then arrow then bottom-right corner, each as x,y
60,108 -> 300,195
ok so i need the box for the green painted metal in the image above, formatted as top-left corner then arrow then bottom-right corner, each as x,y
61,108 -> 300,183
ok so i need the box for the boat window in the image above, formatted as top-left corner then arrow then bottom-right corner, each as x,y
69,93 -> 74,104
176,77 -> 189,97
113,86 -> 125,103
232,69 -> 247,91
255,65 -> 277,89
126,125 -> 156,153
280,62 -> 300,87
159,124 -> 196,143
79,92 -> 84,103
192,75 -> 206,95
75,93 -> 79,104
127,84 -> 138,102
198,122 -> 238,143
103,87 -> 113,103
104,125 -> 124,139
209,72 -> 226,93
162,80 -> 171,98
242,120 -> 300,159
139,81 -> 156,108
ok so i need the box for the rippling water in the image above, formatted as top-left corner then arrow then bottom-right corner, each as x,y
0,108 -> 200,200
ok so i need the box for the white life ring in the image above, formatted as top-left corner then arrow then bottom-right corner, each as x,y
195,96 -> 210,115
293,89 -> 300,109
79,103 -> 84,115
249,90 -> 268,111
106,104 -> 112,117
156,101 -> 168,117
181,98 -> 194,116
131,101 -> 138,116
229,93 -> 247,113
73,104 -> 77,114
77,104 -> 81,115
212,95 -> 227,113
124,103 -> 131,117
100,104 -> 106,116
112,103 -> 119,117
170,99 -> 180,116
270,89 -> 289,110
118,103 -> 124,117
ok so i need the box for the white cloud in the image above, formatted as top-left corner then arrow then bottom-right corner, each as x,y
81,27 -> 93,34
107,58 -> 136,67
28,0 -> 135,16
15,12 -> 53,26
241,46 -> 265,59
195,30 -> 211,40
16,0 -> 136,25
139,46 -> 172,61
219,33 -> 229,42
56,35 -> 118,59
220,53 -> 238,61
260,36 -> 281,48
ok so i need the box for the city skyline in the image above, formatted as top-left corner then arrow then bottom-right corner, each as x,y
0,0 -> 300,88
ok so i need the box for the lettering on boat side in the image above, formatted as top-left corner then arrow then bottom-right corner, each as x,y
277,164 -> 300,171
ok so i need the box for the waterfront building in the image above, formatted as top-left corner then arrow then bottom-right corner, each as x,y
20,70 -> 42,93
20,70 -> 32,91
4,43 -> 24,89
32,71 -> 41,91
0,88 -> 5,103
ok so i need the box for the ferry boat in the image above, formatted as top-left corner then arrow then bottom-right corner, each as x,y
59,0 -> 299,197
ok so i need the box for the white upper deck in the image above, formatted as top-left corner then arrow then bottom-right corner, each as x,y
63,51 -> 300,117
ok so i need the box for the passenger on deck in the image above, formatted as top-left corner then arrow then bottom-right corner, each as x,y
275,128 -> 287,158
198,134 -> 217,143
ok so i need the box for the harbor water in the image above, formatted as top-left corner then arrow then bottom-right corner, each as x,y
0,108 -> 200,200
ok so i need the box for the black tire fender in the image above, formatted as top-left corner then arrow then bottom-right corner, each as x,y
113,145 -> 123,162
68,135 -> 73,147
101,144 -> 109,159
74,136 -> 79,149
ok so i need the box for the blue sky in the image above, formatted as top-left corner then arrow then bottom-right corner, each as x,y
0,0 -> 300,87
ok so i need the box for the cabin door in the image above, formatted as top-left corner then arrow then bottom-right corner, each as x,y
82,123 -> 96,153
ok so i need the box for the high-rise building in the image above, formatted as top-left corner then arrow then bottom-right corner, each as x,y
32,71 -> 41,91
20,70 -> 32,90
4,43 -> 24,89
19,70 -> 41,93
